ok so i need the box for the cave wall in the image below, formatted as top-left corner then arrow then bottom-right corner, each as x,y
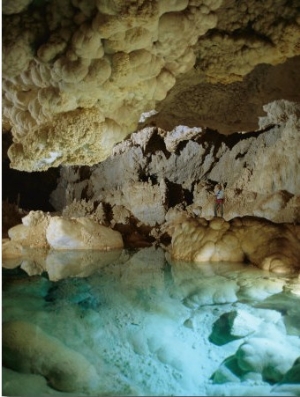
50,100 -> 300,225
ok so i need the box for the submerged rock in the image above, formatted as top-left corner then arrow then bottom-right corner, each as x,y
2,320 -> 99,392
209,310 -> 262,346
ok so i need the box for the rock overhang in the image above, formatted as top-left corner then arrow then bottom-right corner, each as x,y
2,0 -> 300,171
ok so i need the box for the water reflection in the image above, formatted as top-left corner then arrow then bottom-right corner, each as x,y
2,247 -> 300,396
2,248 -> 125,281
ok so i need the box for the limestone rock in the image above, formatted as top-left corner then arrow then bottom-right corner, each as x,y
2,367 -> 63,397
182,277 -> 239,308
236,332 -> 300,383
170,216 -> 300,273
2,320 -> 99,392
209,310 -> 262,346
5,211 -> 124,251
2,239 -> 23,268
2,1 -> 300,171
46,216 -> 123,250
211,324 -> 300,385
8,211 -> 50,248
50,103 -> 300,224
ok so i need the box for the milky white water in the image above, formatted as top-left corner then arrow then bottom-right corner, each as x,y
2,246 -> 300,396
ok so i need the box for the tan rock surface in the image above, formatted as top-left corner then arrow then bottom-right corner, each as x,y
8,211 -> 50,248
2,0 -> 300,171
5,211 -> 124,251
2,239 -> 23,269
2,2 -> 300,269
170,216 -> 300,274
46,216 -> 124,250
51,101 -> 300,225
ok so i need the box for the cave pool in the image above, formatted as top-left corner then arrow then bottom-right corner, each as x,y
2,246 -> 300,396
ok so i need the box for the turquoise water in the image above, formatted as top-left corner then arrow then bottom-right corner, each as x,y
2,247 -> 300,396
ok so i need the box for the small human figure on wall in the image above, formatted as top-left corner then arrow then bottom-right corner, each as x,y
214,183 -> 225,217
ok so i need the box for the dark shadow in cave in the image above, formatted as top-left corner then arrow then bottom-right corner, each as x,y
2,164 -> 60,212
2,135 -> 60,212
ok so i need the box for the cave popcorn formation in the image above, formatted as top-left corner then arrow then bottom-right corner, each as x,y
2,0 -> 300,171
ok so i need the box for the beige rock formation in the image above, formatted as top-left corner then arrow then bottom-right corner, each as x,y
2,320 -> 99,392
2,1 -> 300,275
46,216 -> 123,250
5,209 -> 299,274
4,211 -> 124,252
2,0 -> 300,171
169,216 -> 300,274
8,211 -> 50,248
50,100 -> 300,226
1,239 -> 24,268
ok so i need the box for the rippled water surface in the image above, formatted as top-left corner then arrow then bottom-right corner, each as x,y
2,247 -> 300,396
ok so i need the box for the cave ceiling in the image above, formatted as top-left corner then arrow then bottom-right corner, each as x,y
2,0 -> 300,171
